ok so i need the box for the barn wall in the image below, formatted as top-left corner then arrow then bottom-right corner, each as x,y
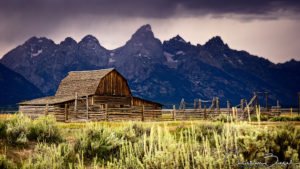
132,97 -> 162,109
19,105 -> 46,119
19,105 -> 66,121
96,70 -> 131,97
93,96 -> 131,108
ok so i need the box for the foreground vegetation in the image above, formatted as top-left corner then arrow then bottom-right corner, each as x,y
0,113 -> 300,168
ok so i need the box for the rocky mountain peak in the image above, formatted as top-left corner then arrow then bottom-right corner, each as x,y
60,37 -> 77,46
80,35 -> 99,44
130,24 -> 155,42
204,36 -> 228,49
24,36 -> 55,46
171,35 -> 186,43
79,35 -> 105,50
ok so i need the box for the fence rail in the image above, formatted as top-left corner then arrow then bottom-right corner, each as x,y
14,104 -> 300,122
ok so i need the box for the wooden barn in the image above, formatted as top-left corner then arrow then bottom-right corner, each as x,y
19,68 -> 162,121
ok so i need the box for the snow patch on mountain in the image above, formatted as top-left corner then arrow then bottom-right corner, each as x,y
109,58 -> 115,63
164,52 -> 177,63
176,51 -> 185,55
31,49 -> 43,58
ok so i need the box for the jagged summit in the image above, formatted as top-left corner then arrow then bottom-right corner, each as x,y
286,58 -> 299,64
80,35 -> 100,44
130,24 -> 155,41
24,36 -> 54,45
171,35 -> 186,43
204,36 -> 228,49
138,24 -> 152,32
79,35 -> 105,50
60,37 -> 77,46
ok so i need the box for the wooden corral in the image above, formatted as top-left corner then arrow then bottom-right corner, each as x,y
19,68 -> 162,122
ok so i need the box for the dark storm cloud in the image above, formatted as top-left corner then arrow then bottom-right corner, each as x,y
1,0 -> 300,19
1,0 -> 299,41
1,0 -> 300,62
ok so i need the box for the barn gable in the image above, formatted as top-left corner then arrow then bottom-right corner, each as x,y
96,70 -> 131,96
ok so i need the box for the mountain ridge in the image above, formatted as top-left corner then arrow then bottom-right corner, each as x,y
0,63 -> 43,106
0,24 -> 299,107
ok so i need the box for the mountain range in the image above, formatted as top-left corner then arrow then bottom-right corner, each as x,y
0,24 -> 299,107
0,63 -> 42,107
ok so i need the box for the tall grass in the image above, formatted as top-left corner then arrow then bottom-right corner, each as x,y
22,143 -> 76,169
1,114 -> 300,168
107,122 -> 300,168
0,113 -> 63,145
0,154 -> 16,169
28,115 -> 63,143
5,113 -> 30,145
15,122 -> 300,168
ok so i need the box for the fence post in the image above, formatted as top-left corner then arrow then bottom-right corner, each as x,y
240,99 -> 244,117
204,104 -> 207,119
86,95 -> 89,120
276,100 -> 281,115
45,102 -> 49,115
198,99 -> 202,110
232,107 -> 235,119
105,104 -> 108,121
240,99 -> 244,110
265,92 -> 269,112
64,104 -> 68,122
216,97 -> 220,114
74,92 -> 78,117
141,105 -> 145,121
298,92 -> 300,116
227,100 -> 230,115
173,105 -> 176,121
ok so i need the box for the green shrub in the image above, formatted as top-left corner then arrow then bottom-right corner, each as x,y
272,125 -> 300,161
74,126 -> 122,161
28,115 -> 63,143
117,123 -> 151,143
0,154 -> 16,169
6,113 -> 30,145
22,143 -> 76,169
270,116 -> 300,121
250,115 -> 270,121
237,124 -> 300,163
292,116 -> 300,121
0,120 -> 7,139
269,116 -> 291,121
214,114 -> 231,122
194,122 -> 224,141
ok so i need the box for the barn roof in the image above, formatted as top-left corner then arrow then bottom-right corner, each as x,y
55,68 -> 114,97
19,68 -> 162,107
19,95 -> 75,105
20,68 -> 115,105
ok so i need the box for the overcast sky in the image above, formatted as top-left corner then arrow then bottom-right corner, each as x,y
0,0 -> 300,63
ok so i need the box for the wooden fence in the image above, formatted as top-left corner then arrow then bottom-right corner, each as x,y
17,104 -> 299,122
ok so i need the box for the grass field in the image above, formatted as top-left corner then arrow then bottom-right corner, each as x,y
1,113 -> 300,168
